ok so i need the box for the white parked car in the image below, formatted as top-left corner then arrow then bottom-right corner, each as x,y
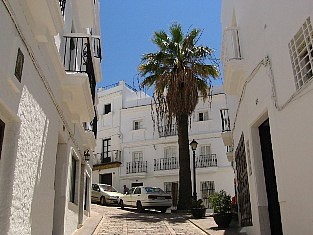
120,186 -> 172,213
91,183 -> 123,206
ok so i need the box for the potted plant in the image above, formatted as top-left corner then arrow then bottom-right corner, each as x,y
208,190 -> 232,228
191,198 -> 206,219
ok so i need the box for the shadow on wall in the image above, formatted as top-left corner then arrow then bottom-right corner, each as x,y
7,86 -> 49,234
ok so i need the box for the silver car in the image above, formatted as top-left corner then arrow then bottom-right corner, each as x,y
91,184 -> 123,206
120,186 -> 172,213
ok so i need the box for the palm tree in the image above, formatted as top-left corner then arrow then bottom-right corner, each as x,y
138,23 -> 219,209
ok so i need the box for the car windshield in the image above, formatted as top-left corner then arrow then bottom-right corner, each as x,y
99,185 -> 117,192
144,187 -> 165,194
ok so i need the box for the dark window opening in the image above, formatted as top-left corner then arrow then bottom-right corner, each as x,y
84,177 -> 88,210
69,156 -> 77,203
0,119 -> 5,159
104,104 -> 111,114
199,113 -> 204,121
15,48 -> 24,82
131,182 -> 143,187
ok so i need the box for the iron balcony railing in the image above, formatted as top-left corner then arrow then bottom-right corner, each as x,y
93,150 -> 122,165
126,161 -> 147,174
158,125 -> 177,137
195,154 -> 218,168
220,109 -> 231,132
92,36 -> 102,60
226,145 -> 234,153
59,0 -> 66,16
63,34 -> 99,104
83,111 -> 97,138
154,157 -> 179,171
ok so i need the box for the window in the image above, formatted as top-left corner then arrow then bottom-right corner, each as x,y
198,111 -> 209,121
289,17 -> 313,90
132,151 -> 143,162
133,120 -> 143,130
14,48 -> 24,82
200,181 -> 215,208
69,156 -> 77,204
102,138 -> 111,160
104,104 -> 111,114
0,119 -> 5,159
128,188 -> 135,194
134,187 -> 141,194
200,145 -> 211,156
165,147 -> 177,158
92,184 -> 100,192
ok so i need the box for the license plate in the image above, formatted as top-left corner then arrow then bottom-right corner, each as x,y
157,197 -> 165,200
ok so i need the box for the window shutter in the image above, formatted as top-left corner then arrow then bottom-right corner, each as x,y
204,111 -> 209,120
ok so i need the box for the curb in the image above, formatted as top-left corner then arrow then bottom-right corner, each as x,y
187,218 -> 212,235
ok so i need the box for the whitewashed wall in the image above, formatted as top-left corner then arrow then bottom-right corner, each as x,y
95,82 -> 235,199
0,0 -> 100,234
222,0 -> 313,234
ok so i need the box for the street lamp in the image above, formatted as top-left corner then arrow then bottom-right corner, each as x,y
190,139 -> 198,200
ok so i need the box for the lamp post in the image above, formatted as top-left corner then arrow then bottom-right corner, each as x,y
190,139 -> 198,200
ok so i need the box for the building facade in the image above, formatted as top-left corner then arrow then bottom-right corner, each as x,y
0,0 -> 102,234
221,1 -> 313,234
92,81 -> 234,209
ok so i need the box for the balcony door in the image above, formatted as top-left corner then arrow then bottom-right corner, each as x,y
132,152 -> 143,162
102,138 -> 111,162
200,145 -> 210,156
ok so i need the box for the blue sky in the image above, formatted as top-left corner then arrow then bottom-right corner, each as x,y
99,0 -> 223,89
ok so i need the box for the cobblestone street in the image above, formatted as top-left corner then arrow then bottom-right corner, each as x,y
93,205 -> 207,235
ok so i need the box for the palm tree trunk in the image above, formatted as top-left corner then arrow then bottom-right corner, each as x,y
177,113 -> 192,210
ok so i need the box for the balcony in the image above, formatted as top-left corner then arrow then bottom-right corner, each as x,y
61,34 -> 101,125
221,27 -> 245,95
158,125 -> 177,138
58,0 -> 66,16
154,157 -> 179,171
226,146 -> 234,162
126,161 -> 147,174
195,154 -> 217,168
93,151 -> 122,170
220,109 -> 233,146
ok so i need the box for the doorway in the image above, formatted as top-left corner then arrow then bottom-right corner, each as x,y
259,119 -> 283,235
99,173 -> 112,185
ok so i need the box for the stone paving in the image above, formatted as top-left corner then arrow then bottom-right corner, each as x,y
93,206 -> 207,235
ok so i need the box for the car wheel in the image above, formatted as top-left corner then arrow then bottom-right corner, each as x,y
137,201 -> 144,213
100,196 -> 106,206
120,200 -> 125,209
160,207 -> 167,213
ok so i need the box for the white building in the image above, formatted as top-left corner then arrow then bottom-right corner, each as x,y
92,81 -> 234,208
0,0 -> 102,234
221,1 -> 313,234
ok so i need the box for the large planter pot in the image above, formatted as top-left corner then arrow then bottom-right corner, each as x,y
191,208 -> 206,219
213,213 -> 232,228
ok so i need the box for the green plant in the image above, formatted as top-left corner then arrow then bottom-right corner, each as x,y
192,198 -> 205,209
208,190 -> 231,214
